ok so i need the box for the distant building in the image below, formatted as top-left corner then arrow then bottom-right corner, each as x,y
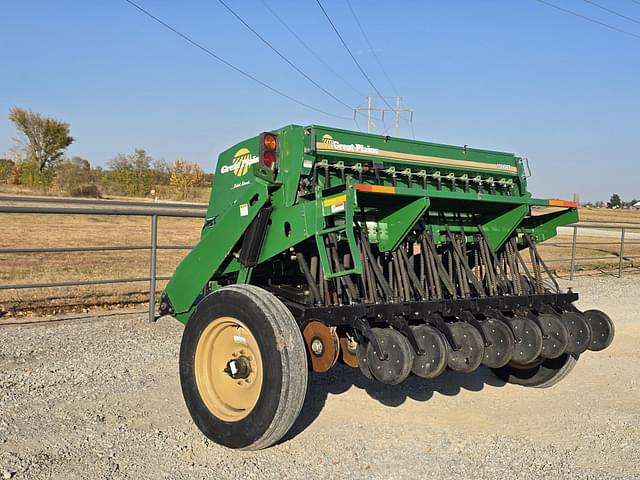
633,201 -> 640,209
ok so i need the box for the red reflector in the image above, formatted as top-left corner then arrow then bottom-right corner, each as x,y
263,133 -> 278,151
262,151 -> 277,170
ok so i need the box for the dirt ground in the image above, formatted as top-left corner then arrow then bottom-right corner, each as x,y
0,275 -> 638,479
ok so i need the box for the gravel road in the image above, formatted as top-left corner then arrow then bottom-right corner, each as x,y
1,276 -> 638,479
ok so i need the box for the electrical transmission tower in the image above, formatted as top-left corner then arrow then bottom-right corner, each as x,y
353,96 -> 414,137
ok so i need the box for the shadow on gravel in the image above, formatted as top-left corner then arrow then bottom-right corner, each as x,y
283,364 -> 506,443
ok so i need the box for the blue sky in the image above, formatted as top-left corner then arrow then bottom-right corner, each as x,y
1,0 -> 638,201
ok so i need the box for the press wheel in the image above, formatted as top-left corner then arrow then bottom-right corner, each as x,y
366,328 -> 414,385
446,322 -> 484,373
479,319 -> 515,368
410,324 -> 448,379
356,342 -> 373,379
562,311 -> 591,355
537,313 -> 569,359
508,316 -> 543,364
583,309 -> 615,351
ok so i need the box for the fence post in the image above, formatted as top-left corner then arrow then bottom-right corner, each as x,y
569,224 -> 577,281
149,214 -> 158,322
619,227 -> 626,278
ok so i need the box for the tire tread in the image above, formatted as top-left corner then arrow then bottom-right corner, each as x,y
224,285 -> 307,450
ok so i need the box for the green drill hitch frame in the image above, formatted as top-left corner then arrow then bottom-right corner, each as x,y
164,125 -> 614,451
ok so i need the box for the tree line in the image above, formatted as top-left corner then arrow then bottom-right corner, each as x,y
583,194 -> 639,209
0,108 -> 212,200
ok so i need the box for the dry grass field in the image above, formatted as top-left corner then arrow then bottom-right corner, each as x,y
0,183 -> 213,203
1,200 -> 639,317
579,206 -> 640,224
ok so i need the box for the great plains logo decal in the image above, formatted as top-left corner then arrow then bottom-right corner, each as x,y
220,148 -> 259,176
320,134 -> 379,155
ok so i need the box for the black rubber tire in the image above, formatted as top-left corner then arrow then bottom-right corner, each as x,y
179,285 -> 308,450
490,353 -> 579,388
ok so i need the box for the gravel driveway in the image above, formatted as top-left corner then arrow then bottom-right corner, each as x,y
1,276 -> 638,479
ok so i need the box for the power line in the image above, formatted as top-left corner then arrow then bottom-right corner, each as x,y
260,0 -> 366,99
345,0 -> 398,96
216,0 -> 355,113
533,0 -> 640,40
582,0 -> 640,25
339,2 -> 414,138
122,0 -> 351,120
314,0 -> 394,110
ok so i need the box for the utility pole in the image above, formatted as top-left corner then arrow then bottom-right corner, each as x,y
395,96 -> 401,137
367,95 -> 372,133
354,96 -> 414,137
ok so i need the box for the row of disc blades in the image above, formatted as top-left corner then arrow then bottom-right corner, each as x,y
344,309 -> 613,385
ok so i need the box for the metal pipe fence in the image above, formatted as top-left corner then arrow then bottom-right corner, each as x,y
0,199 -> 638,321
543,224 -> 640,280
0,202 -> 206,322
0,195 -> 207,209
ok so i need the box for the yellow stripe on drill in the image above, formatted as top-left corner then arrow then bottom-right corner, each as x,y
322,194 -> 347,207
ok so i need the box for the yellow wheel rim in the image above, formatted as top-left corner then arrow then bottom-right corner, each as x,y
194,317 -> 263,422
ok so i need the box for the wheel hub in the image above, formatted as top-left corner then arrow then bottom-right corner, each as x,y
224,356 -> 252,380
194,317 -> 263,422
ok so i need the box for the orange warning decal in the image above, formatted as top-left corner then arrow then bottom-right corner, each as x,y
548,199 -> 577,208
354,184 -> 396,194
